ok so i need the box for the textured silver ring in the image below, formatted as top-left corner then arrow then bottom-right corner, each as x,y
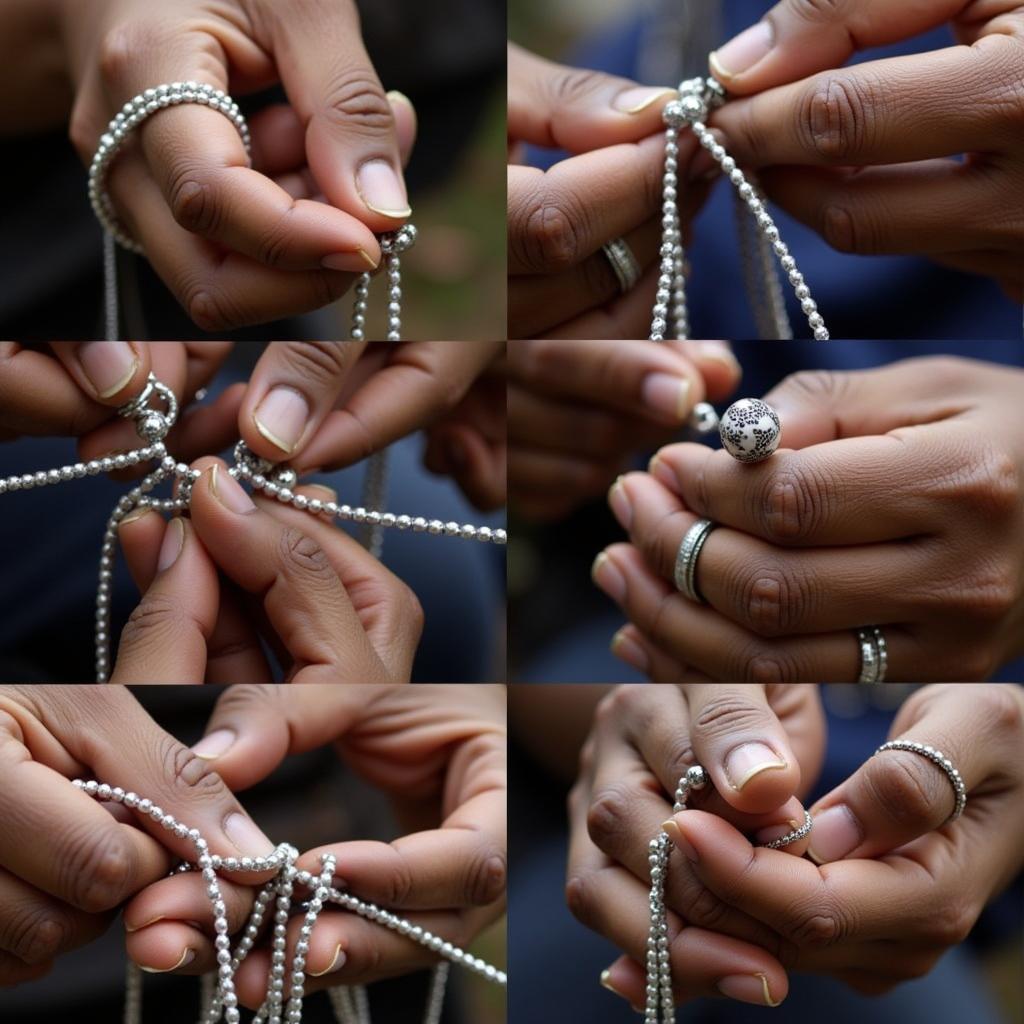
762,808 -> 813,850
602,237 -> 642,292
673,518 -> 716,602
856,626 -> 887,683
874,741 -> 966,823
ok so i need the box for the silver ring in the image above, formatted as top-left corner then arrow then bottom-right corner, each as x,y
602,237 -> 641,292
673,518 -> 716,602
874,741 -> 966,823
856,626 -> 887,683
762,808 -> 813,850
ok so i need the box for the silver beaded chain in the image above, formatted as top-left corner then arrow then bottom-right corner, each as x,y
651,76 -> 829,342
645,765 -> 811,1022
0,371 -> 506,683
89,80 -> 416,342
72,779 -> 505,1024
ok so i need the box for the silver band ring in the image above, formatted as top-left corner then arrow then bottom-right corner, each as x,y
874,741 -> 966,823
673,518 -> 716,602
761,808 -> 813,850
856,626 -> 887,683
602,237 -> 642,292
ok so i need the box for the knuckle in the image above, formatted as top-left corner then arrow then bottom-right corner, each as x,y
784,0 -> 850,25
4,906 -> 70,964
979,683 -> 1024,733
786,900 -> 851,947
184,286 -> 242,332
277,526 -> 333,581
797,73 -> 881,163
515,183 -> 587,273
922,896 -> 974,947
98,23 -> 150,92
156,733 -> 226,800
320,70 -> 394,135
820,204 -> 881,255
734,561 -> 813,637
863,751 -> 943,829
465,847 -> 508,906
168,167 -> 220,236
60,827 -> 134,912
68,110 -> 96,164
679,880 -> 731,932
564,870 -> 600,930
276,342 -> 352,387
757,459 -> 834,544
549,67 -> 607,109
691,689 -> 772,737
586,782 -> 634,853
741,644 -> 802,685
961,562 -> 1017,624
120,592 -> 187,655
956,444 -> 1020,518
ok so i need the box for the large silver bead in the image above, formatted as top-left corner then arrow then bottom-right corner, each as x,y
719,398 -> 781,464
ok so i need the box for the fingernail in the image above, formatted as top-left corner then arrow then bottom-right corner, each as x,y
642,373 -> 692,423
608,478 -> 633,531
755,818 -> 801,846
386,89 -> 414,111
140,948 -> 195,973
191,728 -> 236,760
807,805 -> 862,864
710,21 -> 773,80
310,944 -> 347,977
600,968 -> 629,998
356,160 -> 412,218
724,742 -> 788,791
612,86 -> 676,114
662,818 -> 698,862
694,340 -> 742,377
253,386 -> 310,455
118,506 -> 155,528
322,249 -> 379,272
209,465 -> 256,515
647,454 -> 677,490
592,552 -> 626,603
156,517 -> 185,572
224,812 -> 276,857
77,341 -> 139,399
302,484 -> 338,504
125,914 -> 165,934
611,629 -> 649,673
717,973 -> 781,1007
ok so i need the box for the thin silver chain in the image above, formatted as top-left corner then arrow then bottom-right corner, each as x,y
73,780 -> 504,1024
0,370 -> 506,683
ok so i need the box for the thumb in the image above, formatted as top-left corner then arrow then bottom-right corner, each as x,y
762,356 -> 971,450
508,42 -> 676,152
707,0 -> 961,93
267,3 -> 412,229
805,684 -> 1015,864
684,684 -> 802,815
188,685 -> 362,791
47,342 -> 152,405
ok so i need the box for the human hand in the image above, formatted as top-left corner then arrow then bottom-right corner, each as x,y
596,684 -> 1024,1005
120,683 -> 506,1000
567,683 -> 825,1009
595,356 -> 1024,681
60,0 -> 415,330
707,0 -> 1024,301
234,340 -> 504,505
508,44 -> 715,339
0,685 -> 278,985
508,340 -> 740,521
111,456 -> 423,684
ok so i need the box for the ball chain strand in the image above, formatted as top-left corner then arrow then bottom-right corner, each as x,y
74,779 -> 505,1024
652,76 -> 829,341
0,372 -> 506,682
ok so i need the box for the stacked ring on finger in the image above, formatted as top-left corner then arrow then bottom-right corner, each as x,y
856,627 -> 888,683
673,518 -> 716,602
602,237 -> 642,293
873,741 -> 966,823
89,81 -> 252,253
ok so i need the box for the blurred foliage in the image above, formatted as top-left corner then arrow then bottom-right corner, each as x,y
322,87 -> 506,341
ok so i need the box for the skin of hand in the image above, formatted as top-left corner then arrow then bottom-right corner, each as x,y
594,356 -> 1024,682
119,683 -> 506,1003
0,685 -> 279,986
57,0 -> 416,330
705,0 -> 1024,301
111,456 -> 423,684
603,683 -> 1024,1006
507,44 -> 716,340
235,341 -> 505,506
507,339 -> 741,521
567,683 -> 826,1009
